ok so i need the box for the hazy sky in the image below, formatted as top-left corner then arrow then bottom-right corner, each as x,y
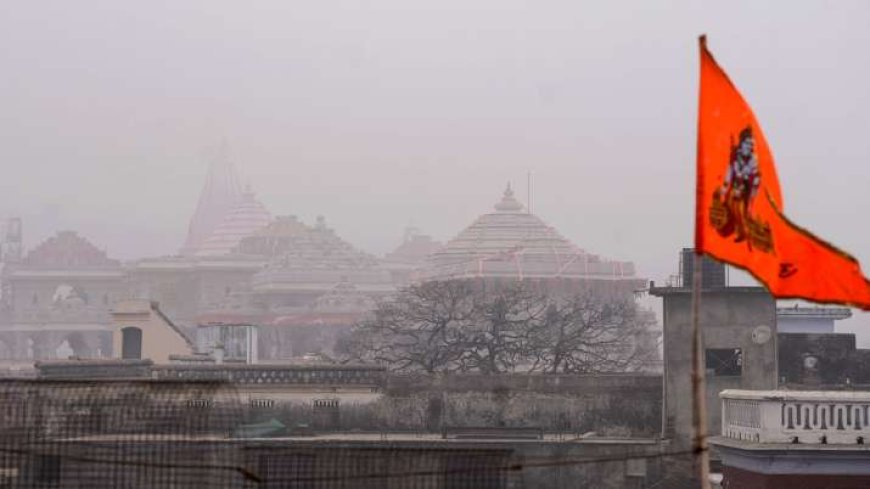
2,1 -> 869,339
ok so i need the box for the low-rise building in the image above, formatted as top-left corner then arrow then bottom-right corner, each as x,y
713,389 -> 870,488
776,305 -> 852,334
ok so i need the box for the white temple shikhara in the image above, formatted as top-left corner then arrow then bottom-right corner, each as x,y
180,144 -> 248,256
193,187 -> 271,257
423,185 -> 640,295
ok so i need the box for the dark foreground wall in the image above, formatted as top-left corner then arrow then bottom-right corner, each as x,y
381,373 -> 663,437
0,377 -> 679,489
15,437 -> 681,489
241,373 -> 663,437
723,465 -> 870,489
34,362 -> 664,436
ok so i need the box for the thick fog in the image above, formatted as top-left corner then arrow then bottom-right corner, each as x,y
1,1 -> 869,340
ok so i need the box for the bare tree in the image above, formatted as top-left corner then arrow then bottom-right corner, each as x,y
341,280 -> 659,374
529,292 -> 658,373
455,284 -> 547,374
341,280 -> 476,373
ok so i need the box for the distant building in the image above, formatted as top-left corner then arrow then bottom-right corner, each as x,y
776,304 -> 851,334
111,299 -> 195,363
126,254 -> 266,325
196,322 -> 258,364
0,230 -> 122,362
383,226 -> 443,286
423,185 -> 644,298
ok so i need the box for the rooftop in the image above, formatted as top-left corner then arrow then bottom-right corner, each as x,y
776,305 -> 852,320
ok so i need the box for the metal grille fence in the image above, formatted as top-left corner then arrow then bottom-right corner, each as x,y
0,380 -> 518,489
0,379 -> 702,488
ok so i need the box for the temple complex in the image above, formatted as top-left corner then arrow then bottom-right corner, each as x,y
0,175 -> 649,366
197,215 -> 395,360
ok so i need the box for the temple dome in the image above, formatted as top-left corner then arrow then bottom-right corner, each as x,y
23,231 -> 119,269
235,215 -> 313,258
425,185 -> 636,280
255,216 -> 381,271
194,190 -> 272,257
247,216 -> 393,297
383,227 -> 443,267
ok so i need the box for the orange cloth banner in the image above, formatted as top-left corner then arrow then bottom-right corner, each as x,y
695,36 -> 870,309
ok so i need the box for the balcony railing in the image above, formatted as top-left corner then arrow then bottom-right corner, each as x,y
721,389 -> 870,445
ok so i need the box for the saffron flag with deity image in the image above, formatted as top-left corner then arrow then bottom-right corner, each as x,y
695,35 -> 870,309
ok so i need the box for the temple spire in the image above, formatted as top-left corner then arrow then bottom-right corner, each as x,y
494,182 -> 524,213
180,143 -> 243,256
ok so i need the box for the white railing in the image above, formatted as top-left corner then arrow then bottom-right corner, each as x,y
721,389 -> 870,445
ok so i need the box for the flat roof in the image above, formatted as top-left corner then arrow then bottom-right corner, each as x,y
649,286 -> 768,297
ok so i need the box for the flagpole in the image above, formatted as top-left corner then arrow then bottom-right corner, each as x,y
691,252 -> 711,489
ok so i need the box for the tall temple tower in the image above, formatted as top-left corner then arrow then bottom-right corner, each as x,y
180,143 -> 243,256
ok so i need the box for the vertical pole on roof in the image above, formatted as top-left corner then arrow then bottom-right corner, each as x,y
691,252 -> 711,489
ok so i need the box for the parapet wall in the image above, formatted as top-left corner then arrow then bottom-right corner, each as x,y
386,372 -> 662,395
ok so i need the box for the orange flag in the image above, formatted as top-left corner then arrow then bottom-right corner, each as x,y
695,35 -> 870,309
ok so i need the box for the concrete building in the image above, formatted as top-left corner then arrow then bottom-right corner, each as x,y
651,250 -> 870,488
20,365 -> 668,489
197,322 -> 259,364
778,331 -> 870,388
650,251 -> 778,444
110,299 -> 195,363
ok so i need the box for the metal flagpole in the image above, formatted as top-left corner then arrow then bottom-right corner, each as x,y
691,252 -> 711,489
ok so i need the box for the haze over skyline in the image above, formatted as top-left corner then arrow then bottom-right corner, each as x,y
2,1 -> 869,339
